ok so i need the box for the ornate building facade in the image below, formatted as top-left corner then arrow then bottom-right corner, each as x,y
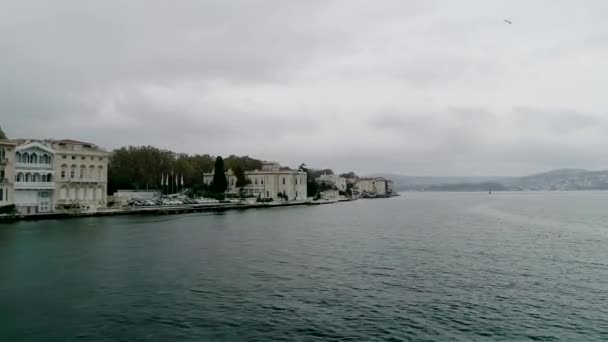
14,141 -> 55,214
52,140 -> 110,211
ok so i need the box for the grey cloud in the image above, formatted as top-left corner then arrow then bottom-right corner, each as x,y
2,0 -> 608,176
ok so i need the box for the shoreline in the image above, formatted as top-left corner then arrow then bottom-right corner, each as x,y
0,199 -> 344,223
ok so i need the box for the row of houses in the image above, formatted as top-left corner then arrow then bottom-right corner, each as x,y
203,162 -> 395,202
0,139 -> 109,215
314,173 -> 394,197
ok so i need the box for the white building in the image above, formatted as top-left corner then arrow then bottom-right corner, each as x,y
52,139 -> 110,211
319,189 -> 340,201
315,173 -> 347,191
203,162 -> 307,201
0,140 -> 16,208
13,141 -> 56,214
356,177 -> 388,196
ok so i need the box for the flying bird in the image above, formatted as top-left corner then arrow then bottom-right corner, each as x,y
504,19 -> 512,24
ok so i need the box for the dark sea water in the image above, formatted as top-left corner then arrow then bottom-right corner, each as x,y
1,192 -> 607,341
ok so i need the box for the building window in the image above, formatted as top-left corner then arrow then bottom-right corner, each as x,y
295,178 -> 298,185
0,169 -> 4,179
266,191 -> 269,197
0,148 -> 4,160
62,155 -> 66,159
99,157 -> 103,161
283,178 -> 286,185
71,156 -> 76,160
261,179 -> 264,185
255,179 -> 258,185
0,189 -> 3,201
81,156 -> 85,160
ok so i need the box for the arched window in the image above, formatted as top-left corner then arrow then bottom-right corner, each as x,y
31,153 -> 38,164
47,174 -> 52,182
89,166 -> 95,179
61,165 -> 67,180
15,152 -> 21,163
33,173 -> 40,182
16,173 -> 23,182
98,166 -> 103,180
25,173 -> 31,182
80,166 -> 86,179
70,165 -> 76,179
41,174 -> 47,182
22,152 -> 29,164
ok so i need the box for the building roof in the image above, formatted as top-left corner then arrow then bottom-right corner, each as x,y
53,139 -> 95,145
0,139 -> 17,146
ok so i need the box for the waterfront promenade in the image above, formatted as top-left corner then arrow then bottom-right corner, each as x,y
0,199 -> 347,222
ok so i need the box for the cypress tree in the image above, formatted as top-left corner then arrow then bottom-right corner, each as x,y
210,156 -> 228,193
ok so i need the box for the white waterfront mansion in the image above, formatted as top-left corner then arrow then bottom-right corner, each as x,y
53,139 -> 109,211
203,162 -> 307,201
14,141 -> 56,214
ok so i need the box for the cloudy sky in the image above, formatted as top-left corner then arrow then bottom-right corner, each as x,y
2,0 -> 608,176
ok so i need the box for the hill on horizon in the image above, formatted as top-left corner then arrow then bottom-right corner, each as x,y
370,169 -> 608,191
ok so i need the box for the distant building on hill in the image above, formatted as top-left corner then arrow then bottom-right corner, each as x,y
203,161 -> 307,201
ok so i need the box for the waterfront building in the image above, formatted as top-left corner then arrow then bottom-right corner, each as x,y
315,173 -> 347,191
13,141 -> 55,214
0,140 -> 16,208
203,162 -> 307,201
356,177 -> 389,196
319,189 -> 340,201
52,140 -> 110,211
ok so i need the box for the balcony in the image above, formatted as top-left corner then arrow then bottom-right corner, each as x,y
14,181 -> 55,190
15,162 -> 54,171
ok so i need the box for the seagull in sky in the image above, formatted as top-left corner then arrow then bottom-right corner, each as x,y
504,19 -> 512,24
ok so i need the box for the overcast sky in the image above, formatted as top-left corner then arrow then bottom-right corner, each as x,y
2,0 -> 608,176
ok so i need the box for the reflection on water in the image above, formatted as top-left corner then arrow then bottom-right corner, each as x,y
0,192 -> 607,341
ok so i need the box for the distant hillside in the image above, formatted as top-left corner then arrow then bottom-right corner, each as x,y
371,169 -> 608,191
369,173 -> 512,190
504,169 -> 608,191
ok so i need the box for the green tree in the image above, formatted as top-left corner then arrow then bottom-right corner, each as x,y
0,125 -> 6,140
210,156 -> 228,193
340,171 -> 357,178
234,165 -> 251,198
